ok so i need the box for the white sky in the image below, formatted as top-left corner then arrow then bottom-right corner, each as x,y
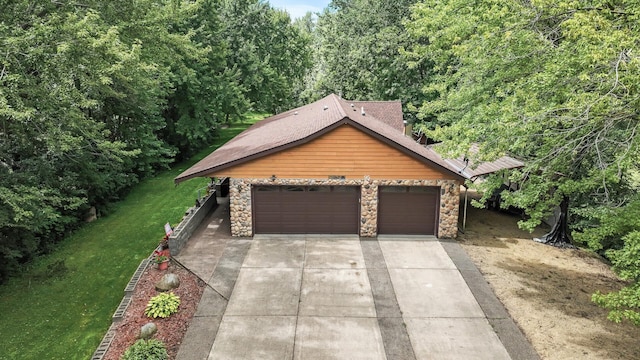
268,0 -> 331,19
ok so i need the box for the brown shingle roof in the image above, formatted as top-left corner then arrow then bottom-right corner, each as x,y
347,100 -> 404,131
175,94 -> 465,183
429,144 -> 525,179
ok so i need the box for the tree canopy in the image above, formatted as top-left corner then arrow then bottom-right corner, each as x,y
0,0 -> 311,282
301,0 -> 430,122
2,0 -> 639,326
405,0 -> 640,323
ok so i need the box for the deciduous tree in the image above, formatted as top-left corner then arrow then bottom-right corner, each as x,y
406,0 -> 640,323
309,0 -> 427,121
220,0 -> 311,113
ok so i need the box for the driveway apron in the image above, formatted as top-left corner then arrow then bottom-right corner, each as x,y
179,234 -> 536,360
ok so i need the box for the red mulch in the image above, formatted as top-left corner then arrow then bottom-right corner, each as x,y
104,260 -> 205,359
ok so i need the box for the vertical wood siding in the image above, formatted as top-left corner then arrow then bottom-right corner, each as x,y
217,124 -> 456,180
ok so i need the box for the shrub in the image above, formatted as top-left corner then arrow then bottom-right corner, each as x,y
144,292 -> 180,318
592,231 -> 640,326
121,339 -> 168,360
576,196 -> 640,325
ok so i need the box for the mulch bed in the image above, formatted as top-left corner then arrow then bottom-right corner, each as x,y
103,260 -> 206,359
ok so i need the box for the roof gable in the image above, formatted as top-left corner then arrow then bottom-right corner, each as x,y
175,94 -> 465,183
211,124 -> 458,180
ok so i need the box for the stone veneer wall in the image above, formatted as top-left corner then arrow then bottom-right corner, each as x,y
229,177 -> 460,238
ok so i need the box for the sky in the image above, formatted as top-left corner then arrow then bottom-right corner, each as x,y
268,0 -> 331,19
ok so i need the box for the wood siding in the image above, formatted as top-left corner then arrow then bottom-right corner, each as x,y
216,125 -> 456,180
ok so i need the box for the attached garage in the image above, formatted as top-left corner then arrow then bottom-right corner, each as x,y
252,185 -> 360,234
378,186 -> 440,235
175,93 -> 467,238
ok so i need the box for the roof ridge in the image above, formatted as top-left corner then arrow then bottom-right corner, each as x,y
175,94 -> 467,184
333,95 -> 375,121
352,99 -> 401,103
328,93 -> 348,119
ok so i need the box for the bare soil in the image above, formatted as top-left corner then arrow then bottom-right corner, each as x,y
460,202 -> 640,360
104,261 -> 204,360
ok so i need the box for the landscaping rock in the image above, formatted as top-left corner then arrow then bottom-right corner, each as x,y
155,273 -> 180,291
139,322 -> 157,339
84,206 -> 97,222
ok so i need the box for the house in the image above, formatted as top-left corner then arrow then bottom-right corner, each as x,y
175,94 -> 466,238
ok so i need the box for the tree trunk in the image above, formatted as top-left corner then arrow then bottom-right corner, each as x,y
534,196 -> 575,248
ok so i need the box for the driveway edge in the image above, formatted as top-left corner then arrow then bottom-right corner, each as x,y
361,240 -> 417,360
440,240 -> 540,360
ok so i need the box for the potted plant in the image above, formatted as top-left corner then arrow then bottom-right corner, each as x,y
154,252 -> 169,270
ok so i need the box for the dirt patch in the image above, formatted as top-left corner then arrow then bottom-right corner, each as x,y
104,260 -> 205,359
460,202 -> 640,360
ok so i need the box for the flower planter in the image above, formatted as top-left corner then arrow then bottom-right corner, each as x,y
153,246 -> 170,270
157,260 -> 169,271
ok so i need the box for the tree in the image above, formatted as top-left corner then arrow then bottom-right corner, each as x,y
406,0 -> 640,322
160,0 -> 249,157
220,0 -> 311,113
308,0 -> 428,122
407,0 -> 640,237
0,0 -> 236,280
0,6 -> 162,280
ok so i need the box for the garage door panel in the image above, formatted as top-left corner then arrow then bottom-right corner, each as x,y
378,187 -> 439,235
281,222 -> 307,233
253,186 -> 360,234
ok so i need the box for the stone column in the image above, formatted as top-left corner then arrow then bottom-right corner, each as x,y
359,178 -> 378,237
229,178 -> 253,237
438,180 -> 460,238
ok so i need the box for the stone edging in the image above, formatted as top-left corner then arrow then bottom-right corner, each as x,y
91,257 -> 150,360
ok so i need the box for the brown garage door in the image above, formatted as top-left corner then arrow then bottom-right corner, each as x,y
253,185 -> 360,234
378,186 -> 439,235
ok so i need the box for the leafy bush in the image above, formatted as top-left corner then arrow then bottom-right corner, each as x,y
145,292 -> 180,319
121,339 -> 168,360
592,231 -> 640,325
576,196 -> 640,325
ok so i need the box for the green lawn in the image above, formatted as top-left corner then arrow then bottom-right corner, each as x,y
0,116 -> 262,359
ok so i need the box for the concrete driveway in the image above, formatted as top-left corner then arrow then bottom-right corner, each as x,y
176,231 -> 538,359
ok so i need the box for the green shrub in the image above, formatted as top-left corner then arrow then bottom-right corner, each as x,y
121,339 -> 167,360
144,292 -> 180,318
575,196 -> 640,325
592,231 -> 640,325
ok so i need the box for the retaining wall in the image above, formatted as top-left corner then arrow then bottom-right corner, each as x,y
168,192 -> 218,256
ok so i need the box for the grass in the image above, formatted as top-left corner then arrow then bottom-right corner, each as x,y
0,115 -> 263,359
